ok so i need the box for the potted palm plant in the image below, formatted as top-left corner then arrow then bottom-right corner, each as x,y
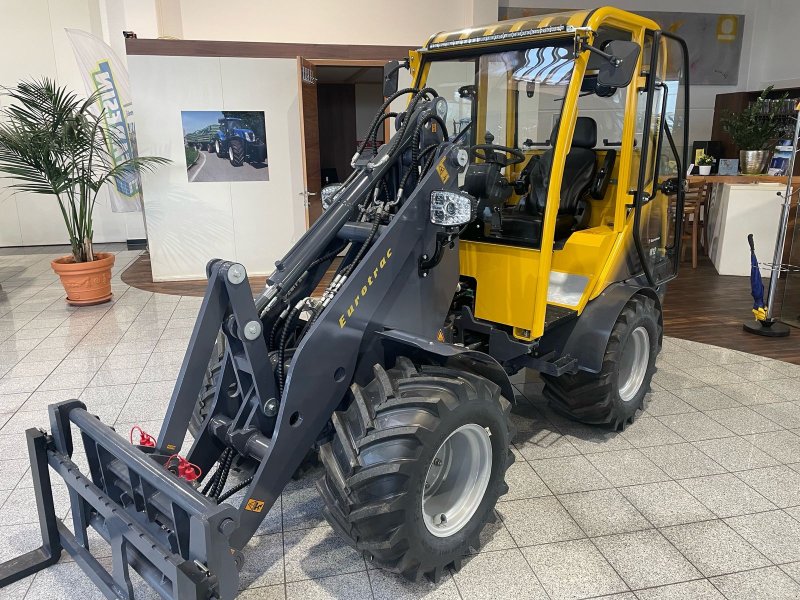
721,86 -> 788,175
0,79 -> 167,305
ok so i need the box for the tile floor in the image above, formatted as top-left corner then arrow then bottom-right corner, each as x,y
1,249 -> 800,600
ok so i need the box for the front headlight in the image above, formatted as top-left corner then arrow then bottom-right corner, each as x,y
430,190 -> 475,226
321,183 -> 344,210
245,132 -> 255,142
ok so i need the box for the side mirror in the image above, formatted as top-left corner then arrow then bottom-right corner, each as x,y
597,40 -> 641,88
383,59 -> 402,97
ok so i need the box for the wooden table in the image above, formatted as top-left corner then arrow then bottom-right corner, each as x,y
688,175 -> 800,185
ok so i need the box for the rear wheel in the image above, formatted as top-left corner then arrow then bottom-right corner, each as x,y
189,333 -> 226,437
229,139 -> 245,166
317,358 -> 513,582
542,294 -> 661,430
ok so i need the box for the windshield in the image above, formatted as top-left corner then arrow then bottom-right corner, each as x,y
422,44 -> 575,149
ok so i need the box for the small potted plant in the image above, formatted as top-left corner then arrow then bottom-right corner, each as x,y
696,153 -> 714,176
0,79 -> 168,305
721,86 -> 787,175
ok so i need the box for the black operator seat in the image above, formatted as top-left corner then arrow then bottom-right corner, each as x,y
503,117 -> 598,244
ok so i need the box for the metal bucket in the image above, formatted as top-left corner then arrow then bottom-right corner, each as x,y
739,150 -> 770,175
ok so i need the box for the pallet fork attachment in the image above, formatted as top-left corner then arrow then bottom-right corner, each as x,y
0,260 -> 282,599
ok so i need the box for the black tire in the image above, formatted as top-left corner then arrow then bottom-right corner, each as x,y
542,294 -> 661,430
215,139 -> 226,159
189,334 -> 226,437
229,138 -> 245,167
317,358 -> 513,582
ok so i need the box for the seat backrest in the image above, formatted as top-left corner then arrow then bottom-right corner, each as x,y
526,117 -> 598,215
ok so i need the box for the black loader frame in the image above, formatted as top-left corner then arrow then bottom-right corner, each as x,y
0,90 -> 511,599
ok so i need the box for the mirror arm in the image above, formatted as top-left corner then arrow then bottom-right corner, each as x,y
579,40 -> 621,67
384,58 -> 410,81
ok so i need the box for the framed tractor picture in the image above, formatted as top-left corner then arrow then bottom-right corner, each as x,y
181,110 -> 269,182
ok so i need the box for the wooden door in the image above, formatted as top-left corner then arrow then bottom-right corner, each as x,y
297,58 -> 322,226
317,83 -> 357,184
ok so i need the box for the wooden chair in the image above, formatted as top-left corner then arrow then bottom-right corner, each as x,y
680,182 -> 710,268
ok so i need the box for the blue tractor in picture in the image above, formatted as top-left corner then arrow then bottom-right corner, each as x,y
215,117 -> 267,167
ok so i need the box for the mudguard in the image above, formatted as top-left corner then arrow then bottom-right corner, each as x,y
537,281 -> 663,375
377,328 -> 515,402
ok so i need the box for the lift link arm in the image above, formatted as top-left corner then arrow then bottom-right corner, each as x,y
159,260 -> 277,456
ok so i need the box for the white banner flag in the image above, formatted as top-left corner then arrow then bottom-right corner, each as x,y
66,29 -> 142,213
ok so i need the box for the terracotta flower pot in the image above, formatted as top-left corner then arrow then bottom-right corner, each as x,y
51,252 -> 115,306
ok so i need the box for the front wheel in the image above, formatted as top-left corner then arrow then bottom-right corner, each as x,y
542,294 -> 661,430
317,358 -> 512,582
215,139 -> 225,158
229,139 -> 245,166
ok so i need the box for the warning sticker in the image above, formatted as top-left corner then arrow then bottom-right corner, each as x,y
436,157 -> 450,184
245,499 -> 265,512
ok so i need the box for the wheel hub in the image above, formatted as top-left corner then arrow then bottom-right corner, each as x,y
422,423 -> 492,537
618,325 -> 650,402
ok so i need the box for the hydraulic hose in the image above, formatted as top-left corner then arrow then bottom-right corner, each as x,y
382,87 -> 439,160
368,112 -> 398,155
202,447 -> 232,496
266,241 -> 345,351
211,449 -> 235,499
267,301 -> 288,351
277,304 -> 304,395
398,114 -> 449,198
355,88 -> 419,158
217,476 -> 254,503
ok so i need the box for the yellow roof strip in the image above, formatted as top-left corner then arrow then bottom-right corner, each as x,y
423,9 -> 594,51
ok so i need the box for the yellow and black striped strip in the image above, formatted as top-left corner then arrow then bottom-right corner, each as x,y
424,10 -> 591,51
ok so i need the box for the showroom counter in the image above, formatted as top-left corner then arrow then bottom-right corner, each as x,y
704,181 -> 786,276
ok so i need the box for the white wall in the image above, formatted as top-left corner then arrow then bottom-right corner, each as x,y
128,55 -> 305,280
176,0 -> 499,46
744,0 -> 800,90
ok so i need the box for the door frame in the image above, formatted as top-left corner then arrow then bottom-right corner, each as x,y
308,59 -> 391,144
300,58 -> 403,226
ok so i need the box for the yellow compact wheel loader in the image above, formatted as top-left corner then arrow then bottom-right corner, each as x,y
0,7 -> 688,598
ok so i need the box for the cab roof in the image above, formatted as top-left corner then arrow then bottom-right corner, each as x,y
422,7 -> 660,52
424,9 -> 591,51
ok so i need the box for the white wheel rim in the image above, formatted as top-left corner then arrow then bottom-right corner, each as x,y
618,326 -> 650,402
422,423 -> 492,538
229,146 -> 234,161
216,141 -> 220,153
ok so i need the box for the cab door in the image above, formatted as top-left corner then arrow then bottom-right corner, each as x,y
632,31 -> 689,285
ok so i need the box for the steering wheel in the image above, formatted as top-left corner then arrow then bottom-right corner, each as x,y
470,144 -> 525,167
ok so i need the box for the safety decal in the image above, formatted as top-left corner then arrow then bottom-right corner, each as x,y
436,157 -> 450,184
245,499 -> 265,512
